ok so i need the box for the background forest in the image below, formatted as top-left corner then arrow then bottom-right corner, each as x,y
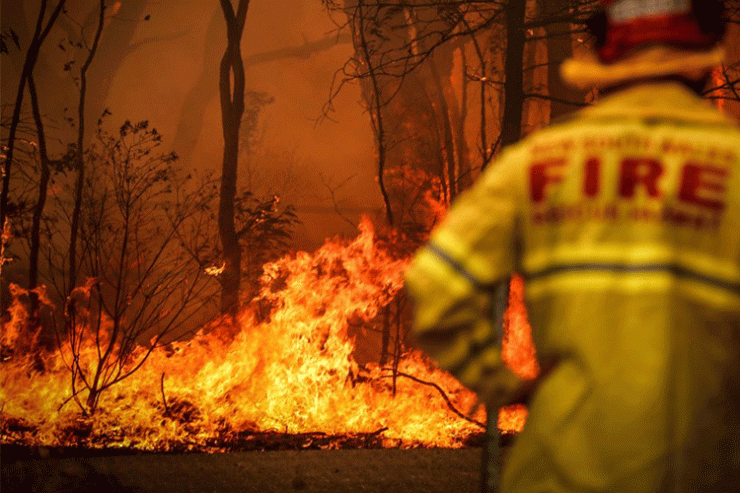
1,0 -> 739,448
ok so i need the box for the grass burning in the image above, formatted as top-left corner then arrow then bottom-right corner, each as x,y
1,217 -> 534,452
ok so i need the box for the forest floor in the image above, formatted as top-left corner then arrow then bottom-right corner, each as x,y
1,446 -> 485,493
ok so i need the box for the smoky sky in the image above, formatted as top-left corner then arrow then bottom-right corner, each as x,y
6,0 -> 382,250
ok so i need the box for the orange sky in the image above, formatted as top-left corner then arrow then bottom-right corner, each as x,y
103,0 -> 381,249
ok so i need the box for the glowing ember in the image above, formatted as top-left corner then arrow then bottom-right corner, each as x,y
205,262 -> 227,276
0,217 -> 535,451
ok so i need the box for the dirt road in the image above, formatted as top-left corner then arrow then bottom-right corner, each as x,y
2,447 -> 483,493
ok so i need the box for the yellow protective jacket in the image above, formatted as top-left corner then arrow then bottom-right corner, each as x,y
405,82 -> 740,492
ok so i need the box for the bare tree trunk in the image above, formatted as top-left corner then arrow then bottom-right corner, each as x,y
68,0 -> 106,297
482,4 -> 526,490
27,74 -> 50,294
427,53 -> 458,205
218,0 -> 250,316
379,304 -> 390,366
0,0 -> 66,320
457,48 -> 472,191
499,0 -> 526,149
172,9 -> 350,167
0,0 -> 66,240
4,2 -> 150,159
468,27 -> 494,166
82,1 -> 148,136
543,0 -> 589,120
26,73 -> 54,345
355,0 -> 393,227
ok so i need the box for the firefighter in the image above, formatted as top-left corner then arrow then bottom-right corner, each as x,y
404,0 -> 740,491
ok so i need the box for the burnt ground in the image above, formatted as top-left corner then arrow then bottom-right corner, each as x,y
1,446 -> 485,493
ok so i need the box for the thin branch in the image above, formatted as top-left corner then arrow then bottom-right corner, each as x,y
319,173 -> 358,229
160,372 -> 169,414
523,92 -> 591,107
390,370 -> 485,428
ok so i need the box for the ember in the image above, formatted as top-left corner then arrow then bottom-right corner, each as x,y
1,218 -> 534,451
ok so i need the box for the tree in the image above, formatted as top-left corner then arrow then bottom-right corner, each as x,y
171,7 -> 352,168
2,1 -> 170,154
321,3 -> 603,492
498,0 -> 527,149
218,0 -> 251,316
59,119 -> 218,414
0,0 -> 67,246
0,1 -> 68,330
539,0 -> 591,121
68,0 -> 106,299
703,1 -> 740,119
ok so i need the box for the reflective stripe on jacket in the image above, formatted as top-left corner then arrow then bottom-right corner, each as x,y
405,82 -> 740,492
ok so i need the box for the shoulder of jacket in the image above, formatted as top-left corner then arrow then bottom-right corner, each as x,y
574,82 -> 738,128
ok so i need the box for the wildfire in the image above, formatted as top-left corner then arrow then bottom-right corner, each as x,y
205,262 -> 227,276
0,217 -> 534,451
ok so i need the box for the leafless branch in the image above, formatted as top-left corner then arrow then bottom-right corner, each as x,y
390,370 -> 485,428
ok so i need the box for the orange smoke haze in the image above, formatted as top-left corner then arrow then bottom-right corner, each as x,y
100,0 -> 381,249
0,0 -> 546,453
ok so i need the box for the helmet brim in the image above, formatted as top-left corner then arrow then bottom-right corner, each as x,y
561,45 -> 725,89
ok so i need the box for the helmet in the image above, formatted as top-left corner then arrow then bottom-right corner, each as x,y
561,0 -> 726,88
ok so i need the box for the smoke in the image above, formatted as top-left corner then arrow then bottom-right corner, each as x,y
99,0 -> 381,249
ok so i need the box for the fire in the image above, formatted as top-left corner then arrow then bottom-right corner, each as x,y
498,274 -> 538,431
205,262 -> 227,276
712,66 -> 726,112
1,217 -> 534,451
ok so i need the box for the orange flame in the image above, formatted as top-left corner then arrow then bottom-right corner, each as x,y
1,217 -> 535,450
713,67 -> 726,112
498,274 -> 537,431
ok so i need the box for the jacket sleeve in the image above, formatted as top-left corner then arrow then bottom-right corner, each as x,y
404,148 -> 525,407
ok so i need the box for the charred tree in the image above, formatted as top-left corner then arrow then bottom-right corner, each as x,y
482,1 -> 527,491
354,0 -> 394,227
428,49 -> 461,204
218,0 -> 250,316
3,2 -> 153,157
172,8 -> 351,167
68,0 -> 106,298
71,1 -> 149,140
529,0 -> 593,120
498,0 -> 527,150
463,15 -> 499,167
25,73 -> 62,346
0,0 -> 66,248
0,1 -> 67,322
26,75 -> 50,296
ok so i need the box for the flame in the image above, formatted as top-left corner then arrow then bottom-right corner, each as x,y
1,217 -> 535,450
502,275 -> 538,380
205,262 -> 227,276
497,274 -> 537,432
713,67 -> 726,112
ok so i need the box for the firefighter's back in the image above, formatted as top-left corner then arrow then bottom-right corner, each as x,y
502,81 -> 740,492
